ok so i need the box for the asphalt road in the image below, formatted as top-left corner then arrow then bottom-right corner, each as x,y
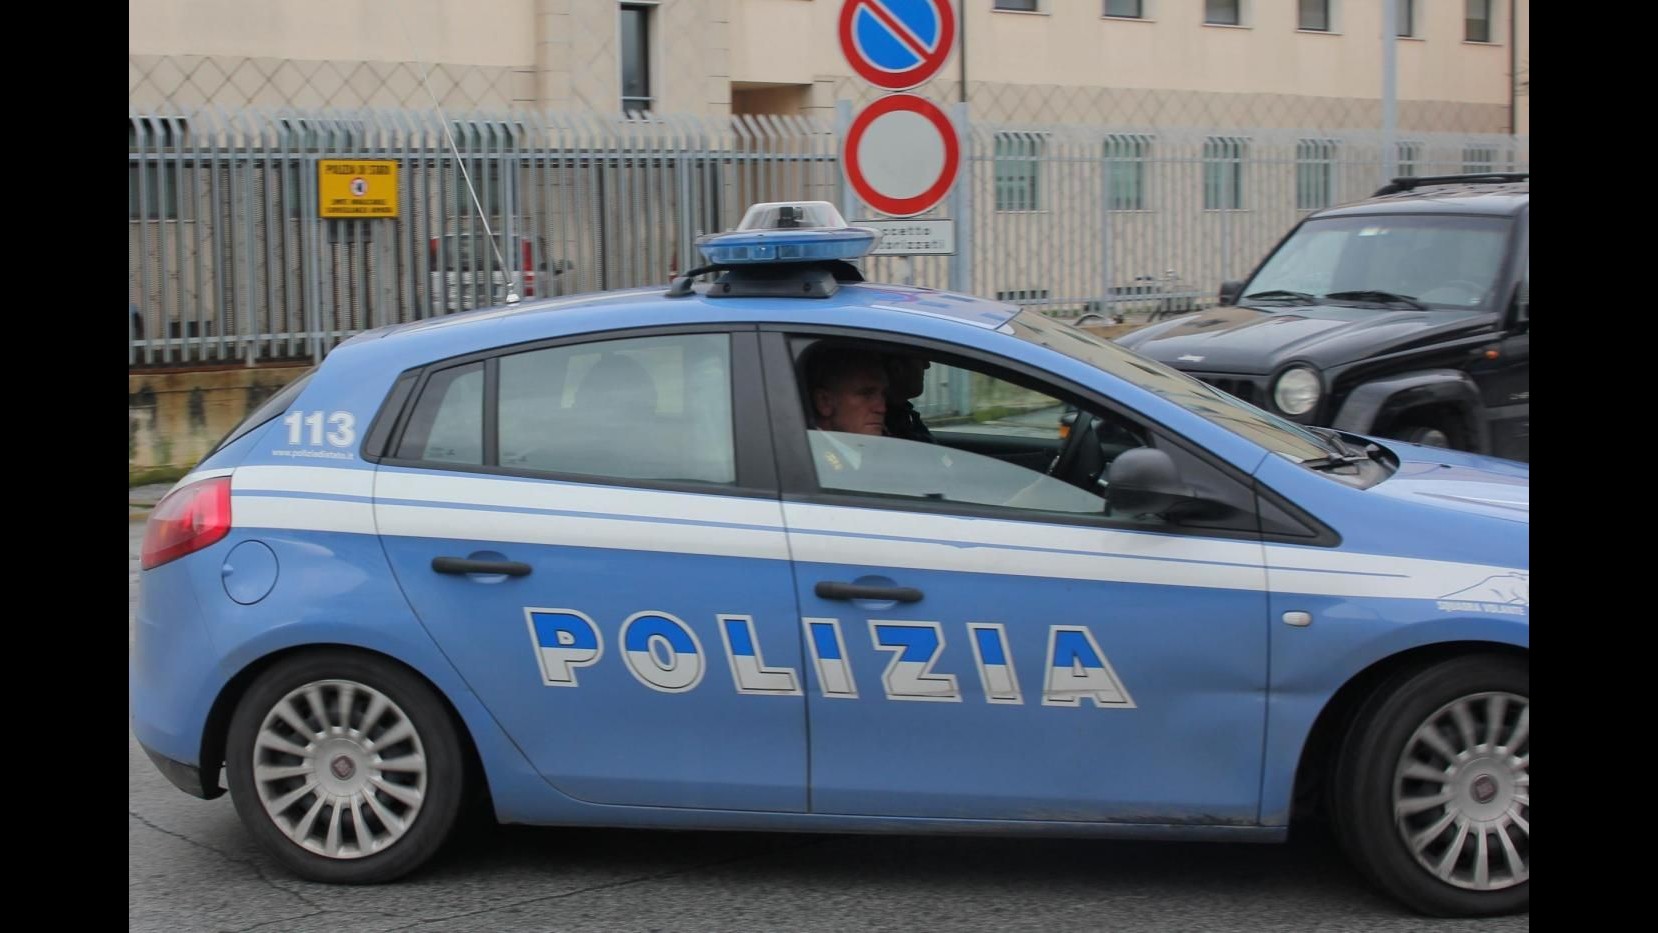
128,518 -> 1528,933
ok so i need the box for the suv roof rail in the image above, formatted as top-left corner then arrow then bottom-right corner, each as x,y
1371,172 -> 1529,197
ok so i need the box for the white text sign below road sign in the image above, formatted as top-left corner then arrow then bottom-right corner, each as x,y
843,94 -> 960,218
861,219 -> 956,255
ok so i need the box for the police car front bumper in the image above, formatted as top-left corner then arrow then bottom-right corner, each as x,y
138,741 -> 225,800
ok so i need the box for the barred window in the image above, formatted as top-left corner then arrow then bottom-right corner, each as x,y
1205,0 -> 1241,26
1298,0 -> 1330,32
1397,0 -> 1416,37
995,133 -> 1045,212
1103,134 -> 1150,211
1295,138 -> 1337,210
621,3 -> 654,114
1465,0 -> 1492,42
1397,142 -> 1422,178
128,118 -> 191,221
1202,137 -> 1246,210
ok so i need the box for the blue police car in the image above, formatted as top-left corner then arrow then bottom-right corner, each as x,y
131,202 -> 1528,917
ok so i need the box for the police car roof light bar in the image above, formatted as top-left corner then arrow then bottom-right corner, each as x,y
695,201 -> 881,265
665,201 -> 879,300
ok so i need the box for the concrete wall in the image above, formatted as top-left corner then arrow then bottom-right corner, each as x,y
129,365 -> 311,483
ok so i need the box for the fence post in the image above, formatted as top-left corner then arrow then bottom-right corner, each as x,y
835,100 -> 854,227
948,100 -> 971,296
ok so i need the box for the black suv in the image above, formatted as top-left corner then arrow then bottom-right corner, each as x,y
1117,173 -> 1529,462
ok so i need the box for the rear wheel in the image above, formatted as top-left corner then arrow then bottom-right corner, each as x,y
1332,655 -> 1529,916
225,651 -> 465,883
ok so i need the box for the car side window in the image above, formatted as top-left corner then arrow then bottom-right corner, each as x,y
498,333 -> 735,483
397,362 -> 484,464
797,342 -> 1153,518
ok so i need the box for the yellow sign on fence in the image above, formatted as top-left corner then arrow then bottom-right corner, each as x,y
318,160 -> 399,218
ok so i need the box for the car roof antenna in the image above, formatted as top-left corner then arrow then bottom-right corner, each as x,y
400,17 -> 519,306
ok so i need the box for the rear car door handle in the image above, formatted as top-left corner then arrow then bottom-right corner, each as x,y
814,581 -> 923,603
431,557 -> 532,576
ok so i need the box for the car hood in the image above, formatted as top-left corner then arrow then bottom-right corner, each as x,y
1115,304 -> 1489,373
1369,442 -> 1529,523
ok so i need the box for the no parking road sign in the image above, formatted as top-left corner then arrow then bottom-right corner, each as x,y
843,94 -> 959,218
838,0 -> 956,92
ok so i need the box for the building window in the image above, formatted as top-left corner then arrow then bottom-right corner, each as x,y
1465,0 -> 1492,42
1396,141 -> 1421,178
995,133 -> 1044,212
620,4 -> 653,114
1104,134 -> 1150,211
1298,0 -> 1330,31
1397,0 -> 1415,37
1202,137 -> 1246,210
1295,138 -> 1336,210
1463,146 -> 1496,173
995,1 -> 1040,11
1205,0 -> 1241,26
1104,0 -> 1143,18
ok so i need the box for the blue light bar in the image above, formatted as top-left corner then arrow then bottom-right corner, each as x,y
696,227 -> 878,264
694,200 -> 880,264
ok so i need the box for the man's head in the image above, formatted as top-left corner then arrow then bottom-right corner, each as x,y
808,348 -> 889,436
885,353 -> 929,401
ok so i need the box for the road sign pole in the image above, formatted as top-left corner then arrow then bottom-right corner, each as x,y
837,99 -> 857,226
948,100 -> 970,295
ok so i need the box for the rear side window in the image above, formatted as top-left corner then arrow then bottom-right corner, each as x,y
391,333 -> 736,485
396,363 -> 484,464
498,333 -> 734,483
206,369 -> 315,456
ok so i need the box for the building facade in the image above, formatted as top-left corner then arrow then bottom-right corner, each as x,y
130,0 -> 1528,134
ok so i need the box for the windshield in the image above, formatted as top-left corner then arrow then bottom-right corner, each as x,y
1244,213 -> 1512,311
437,235 -> 520,271
1007,312 -> 1331,462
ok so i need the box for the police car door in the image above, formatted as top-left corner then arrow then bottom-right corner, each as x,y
373,328 -> 809,812
763,331 -> 1271,823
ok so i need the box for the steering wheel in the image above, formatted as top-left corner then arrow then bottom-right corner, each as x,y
1047,412 -> 1099,487
1421,279 -> 1486,304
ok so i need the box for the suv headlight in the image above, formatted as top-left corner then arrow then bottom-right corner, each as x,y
1272,366 -> 1322,416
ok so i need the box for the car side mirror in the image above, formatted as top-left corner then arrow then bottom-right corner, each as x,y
1218,280 -> 1243,306
1107,448 -> 1234,522
1105,448 -> 1192,517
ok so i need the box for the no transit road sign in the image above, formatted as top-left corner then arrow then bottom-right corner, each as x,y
838,0 -> 956,92
843,94 -> 959,218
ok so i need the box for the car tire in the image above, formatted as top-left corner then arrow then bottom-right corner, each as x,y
1400,424 -> 1452,448
225,651 -> 466,884
1331,654 -> 1529,917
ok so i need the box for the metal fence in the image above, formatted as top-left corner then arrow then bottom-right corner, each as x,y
129,107 -> 1527,367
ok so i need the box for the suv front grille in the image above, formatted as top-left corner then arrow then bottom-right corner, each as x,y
1189,373 -> 1266,407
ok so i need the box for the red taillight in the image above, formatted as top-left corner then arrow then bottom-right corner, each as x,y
521,239 -> 536,296
140,477 -> 233,570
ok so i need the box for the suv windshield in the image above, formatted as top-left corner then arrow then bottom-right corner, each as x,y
1007,312 -> 1331,463
436,234 -> 521,271
1243,214 -> 1512,311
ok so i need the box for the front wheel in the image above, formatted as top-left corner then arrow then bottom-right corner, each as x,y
225,651 -> 466,883
1332,654 -> 1529,916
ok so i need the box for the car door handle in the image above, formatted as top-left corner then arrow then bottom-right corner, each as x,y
814,581 -> 923,603
431,557 -> 532,576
